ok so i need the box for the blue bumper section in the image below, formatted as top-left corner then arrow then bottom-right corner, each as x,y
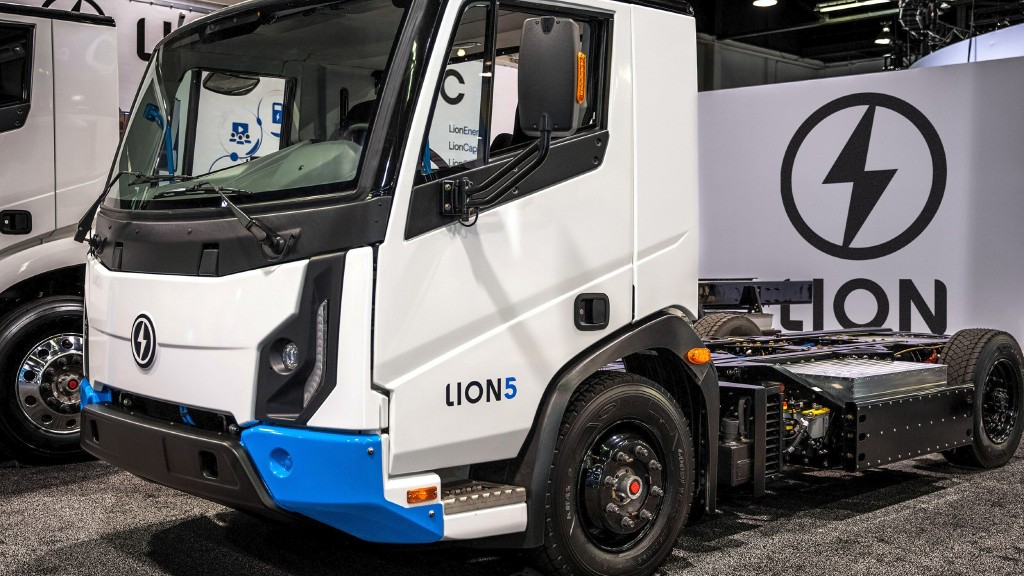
241,426 -> 443,544
79,379 -> 112,409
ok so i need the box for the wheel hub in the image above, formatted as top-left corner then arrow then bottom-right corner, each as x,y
16,334 -> 84,435
981,359 -> 1020,445
581,430 -> 666,550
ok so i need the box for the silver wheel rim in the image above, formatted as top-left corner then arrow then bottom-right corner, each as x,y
16,333 -> 84,435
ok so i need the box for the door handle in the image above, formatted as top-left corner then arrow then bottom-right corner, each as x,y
0,210 -> 31,235
574,293 -> 610,331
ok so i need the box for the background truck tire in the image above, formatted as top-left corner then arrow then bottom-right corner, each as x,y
941,329 -> 1024,468
0,296 -> 86,464
693,313 -> 761,339
533,372 -> 694,576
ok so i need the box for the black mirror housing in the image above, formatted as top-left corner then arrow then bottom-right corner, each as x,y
518,17 -> 582,138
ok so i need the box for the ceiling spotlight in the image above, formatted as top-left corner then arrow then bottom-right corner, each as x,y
753,0 -> 778,6
816,0 -> 890,13
875,25 -> 893,45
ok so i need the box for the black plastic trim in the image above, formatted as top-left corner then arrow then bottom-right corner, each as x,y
0,102 -> 30,133
255,252 -> 345,424
627,0 -> 693,15
93,197 -> 390,276
0,3 -> 115,26
504,307 -> 718,548
81,403 -> 292,520
405,130 -> 608,239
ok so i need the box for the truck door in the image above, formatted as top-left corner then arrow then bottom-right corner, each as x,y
0,14 -> 55,251
375,0 -> 634,474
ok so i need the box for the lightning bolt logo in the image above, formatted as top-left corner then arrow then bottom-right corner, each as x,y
132,315 -> 156,368
822,105 -> 898,248
136,327 -> 148,359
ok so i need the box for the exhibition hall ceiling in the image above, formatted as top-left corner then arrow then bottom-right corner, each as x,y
692,0 -> 1024,65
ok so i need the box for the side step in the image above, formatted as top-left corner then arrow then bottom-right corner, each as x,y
441,482 -> 526,514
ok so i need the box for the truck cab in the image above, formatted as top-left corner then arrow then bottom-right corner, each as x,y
0,2 -> 117,463
77,0 -> 1023,574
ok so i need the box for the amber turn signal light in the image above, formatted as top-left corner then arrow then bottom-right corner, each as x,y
686,347 -> 712,365
576,52 -> 587,104
407,486 -> 438,504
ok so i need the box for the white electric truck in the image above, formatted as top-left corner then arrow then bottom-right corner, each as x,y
76,0 -> 1023,574
0,2 -> 116,463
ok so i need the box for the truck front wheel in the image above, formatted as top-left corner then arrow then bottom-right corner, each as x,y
941,329 -> 1024,468
0,297 -> 86,464
534,372 -> 694,576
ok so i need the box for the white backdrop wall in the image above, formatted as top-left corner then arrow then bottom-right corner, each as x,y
699,56 -> 1024,339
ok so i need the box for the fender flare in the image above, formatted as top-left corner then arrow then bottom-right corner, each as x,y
507,307 -> 719,548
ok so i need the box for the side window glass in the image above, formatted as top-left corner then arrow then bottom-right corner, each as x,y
419,3 -> 605,179
0,23 -> 32,132
422,3 -> 489,174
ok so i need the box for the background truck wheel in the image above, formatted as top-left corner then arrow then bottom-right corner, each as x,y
0,296 -> 86,464
941,329 -> 1024,468
533,372 -> 694,576
693,313 -> 761,339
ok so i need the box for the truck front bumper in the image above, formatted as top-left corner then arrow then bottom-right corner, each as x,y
81,395 -> 443,544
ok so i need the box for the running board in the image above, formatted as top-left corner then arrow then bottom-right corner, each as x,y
441,482 -> 526,514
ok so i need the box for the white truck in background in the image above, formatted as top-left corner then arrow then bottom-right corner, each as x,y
74,0 -> 1023,574
0,2 -> 117,462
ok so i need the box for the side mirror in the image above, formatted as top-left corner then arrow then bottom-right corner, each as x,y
518,17 -> 583,138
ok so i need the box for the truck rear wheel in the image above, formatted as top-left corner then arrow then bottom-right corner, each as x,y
941,329 -> 1024,468
693,313 -> 761,339
533,372 -> 694,576
0,296 -> 86,464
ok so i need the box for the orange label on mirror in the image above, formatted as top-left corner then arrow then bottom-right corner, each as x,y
576,52 -> 587,104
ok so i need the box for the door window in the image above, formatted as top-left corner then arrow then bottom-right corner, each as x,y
419,2 -> 606,180
0,23 -> 32,132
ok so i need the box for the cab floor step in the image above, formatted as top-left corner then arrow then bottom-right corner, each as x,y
441,481 -> 526,515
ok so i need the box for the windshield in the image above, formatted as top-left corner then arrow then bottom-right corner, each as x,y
107,0 -> 408,210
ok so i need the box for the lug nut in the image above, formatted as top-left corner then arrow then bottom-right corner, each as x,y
616,452 -> 633,464
621,517 -> 635,529
634,446 -> 649,458
604,475 -> 615,487
650,486 -> 664,498
639,510 -> 654,521
648,459 -> 662,471
606,503 -> 620,514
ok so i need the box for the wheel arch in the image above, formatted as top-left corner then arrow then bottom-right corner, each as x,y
500,306 -> 719,548
0,265 -> 85,323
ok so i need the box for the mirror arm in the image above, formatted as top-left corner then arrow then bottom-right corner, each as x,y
467,128 -> 550,210
439,115 -> 553,223
466,114 -> 552,211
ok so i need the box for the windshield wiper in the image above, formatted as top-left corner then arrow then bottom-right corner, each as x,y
183,182 -> 295,262
74,171 -> 198,245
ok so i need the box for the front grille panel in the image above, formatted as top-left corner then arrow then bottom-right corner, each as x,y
111,390 -> 238,434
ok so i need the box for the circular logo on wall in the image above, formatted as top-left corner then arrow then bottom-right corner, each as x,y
41,0 -> 105,15
131,314 -> 156,370
781,92 -> 946,260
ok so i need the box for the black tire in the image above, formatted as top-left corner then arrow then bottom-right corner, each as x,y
693,313 -> 761,339
941,329 -> 1024,468
0,296 -> 86,464
533,372 -> 694,576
